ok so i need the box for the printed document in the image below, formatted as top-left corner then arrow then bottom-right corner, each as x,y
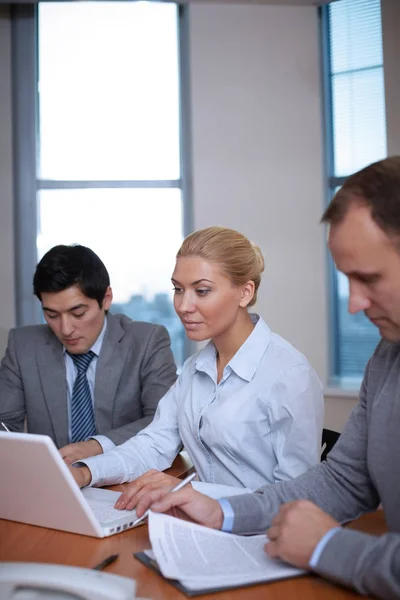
148,511 -> 304,591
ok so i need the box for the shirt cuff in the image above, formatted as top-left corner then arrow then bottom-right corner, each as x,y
71,459 -> 93,487
309,527 -> 341,568
76,449 -> 134,488
218,499 -> 235,532
90,434 -> 115,454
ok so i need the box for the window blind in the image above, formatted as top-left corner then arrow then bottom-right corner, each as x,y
329,0 -> 386,178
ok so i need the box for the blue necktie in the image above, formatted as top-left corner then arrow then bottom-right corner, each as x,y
68,351 -> 96,443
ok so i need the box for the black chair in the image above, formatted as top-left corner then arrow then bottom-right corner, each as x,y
321,428 -> 340,461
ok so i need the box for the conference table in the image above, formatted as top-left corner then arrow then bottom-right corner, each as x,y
0,453 -> 387,599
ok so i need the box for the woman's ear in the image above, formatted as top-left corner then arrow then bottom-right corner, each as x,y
239,281 -> 255,308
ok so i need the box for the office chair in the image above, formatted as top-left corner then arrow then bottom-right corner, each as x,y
321,428 -> 340,461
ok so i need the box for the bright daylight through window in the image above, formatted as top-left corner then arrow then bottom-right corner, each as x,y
37,2 -> 185,365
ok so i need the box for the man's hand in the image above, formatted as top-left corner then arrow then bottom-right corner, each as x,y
68,464 -> 92,488
115,470 -> 182,510
134,485 -> 224,530
266,500 -> 339,569
59,439 -> 103,465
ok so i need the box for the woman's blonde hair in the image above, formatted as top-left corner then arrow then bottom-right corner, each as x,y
176,226 -> 265,307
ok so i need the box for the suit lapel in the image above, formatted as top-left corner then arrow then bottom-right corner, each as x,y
36,331 -> 69,448
94,314 -> 127,432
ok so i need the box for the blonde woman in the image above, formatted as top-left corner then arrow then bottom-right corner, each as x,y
70,227 -> 323,509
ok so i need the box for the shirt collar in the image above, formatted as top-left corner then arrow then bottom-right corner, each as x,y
194,313 -> 272,382
63,315 -> 108,357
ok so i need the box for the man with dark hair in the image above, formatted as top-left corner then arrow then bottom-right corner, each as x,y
33,245 -> 112,309
134,157 -> 400,600
0,244 -> 177,464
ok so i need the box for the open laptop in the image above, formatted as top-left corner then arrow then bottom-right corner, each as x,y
0,431 -> 141,537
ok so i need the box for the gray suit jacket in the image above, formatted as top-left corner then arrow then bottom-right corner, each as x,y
0,313 -> 177,448
226,339 -> 400,600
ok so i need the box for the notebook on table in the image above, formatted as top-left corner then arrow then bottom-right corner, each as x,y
0,431 -> 141,537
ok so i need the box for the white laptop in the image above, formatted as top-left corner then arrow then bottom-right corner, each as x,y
0,431 -> 141,537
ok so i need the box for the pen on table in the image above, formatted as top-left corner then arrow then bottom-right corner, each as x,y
92,553 -> 119,571
0,422 -> 10,432
132,472 -> 196,527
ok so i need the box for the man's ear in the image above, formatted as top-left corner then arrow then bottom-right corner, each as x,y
102,286 -> 113,311
239,281 -> 255,308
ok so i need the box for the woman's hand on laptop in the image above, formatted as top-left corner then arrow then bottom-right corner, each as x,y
67,464 -> 92,488
135,486 -> 224,530
114,470 -> 182,510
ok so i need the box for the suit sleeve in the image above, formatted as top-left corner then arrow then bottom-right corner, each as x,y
314,528 -> 400,600
226,357 -> 380,534
0,329 -> 26,431
103,325 -> 177,445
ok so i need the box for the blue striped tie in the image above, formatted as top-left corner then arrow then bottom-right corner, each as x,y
68,351 -> 96,443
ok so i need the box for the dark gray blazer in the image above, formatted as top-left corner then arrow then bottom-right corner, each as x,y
225,338 -> 400,600
0,313 -> 177,448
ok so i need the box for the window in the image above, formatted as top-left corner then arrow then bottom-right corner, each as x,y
14,2 -> 191,366
323,0 -> 387,381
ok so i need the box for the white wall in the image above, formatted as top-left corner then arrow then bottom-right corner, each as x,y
188,4 -> 329,385
0,6 -> 15,357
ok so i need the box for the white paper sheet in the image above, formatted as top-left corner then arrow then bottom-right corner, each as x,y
191,481 -> 252,500
148,511 -> 304,589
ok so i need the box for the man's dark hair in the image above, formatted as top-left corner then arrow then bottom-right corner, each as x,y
33,244 -> 110,308
321,156 -> 400,239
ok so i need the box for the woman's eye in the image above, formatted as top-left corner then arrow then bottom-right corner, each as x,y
196,289 -> 210,296
172,286 -> 183,294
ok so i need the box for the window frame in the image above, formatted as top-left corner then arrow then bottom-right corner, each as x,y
320,5 -> 341,381
320,1 -> 385,384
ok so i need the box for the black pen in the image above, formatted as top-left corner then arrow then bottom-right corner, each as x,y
92,553 -> 119,571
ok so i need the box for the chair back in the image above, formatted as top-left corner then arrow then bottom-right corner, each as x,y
321,428 -> 340,461
0,328 -> 9,361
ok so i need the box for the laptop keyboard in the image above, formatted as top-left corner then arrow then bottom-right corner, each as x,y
91,505 -> 137,524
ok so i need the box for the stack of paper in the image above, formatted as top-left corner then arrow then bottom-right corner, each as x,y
140,511 -> 304,594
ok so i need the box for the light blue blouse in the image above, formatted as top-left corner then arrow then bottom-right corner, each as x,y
83,314 -> 324,490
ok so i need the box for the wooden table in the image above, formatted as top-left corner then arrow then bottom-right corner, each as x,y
0,455 -> 387,600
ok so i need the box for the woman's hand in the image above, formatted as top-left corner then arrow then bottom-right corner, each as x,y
114,469 -> 182,510
135,485 -> 224,530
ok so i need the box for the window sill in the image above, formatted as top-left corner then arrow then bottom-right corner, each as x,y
324,375 -> 361,398
324,386 -> 359,399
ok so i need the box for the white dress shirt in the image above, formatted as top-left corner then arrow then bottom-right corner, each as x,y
82,314 -> 324,489
64,318 -> 113,452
